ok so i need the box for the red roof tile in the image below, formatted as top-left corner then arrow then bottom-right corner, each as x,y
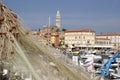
97,32 -> 120,36
65,28 -> 95,33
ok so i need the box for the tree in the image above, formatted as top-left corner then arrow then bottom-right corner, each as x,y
56,28 -> 60,32
62,28 -> 67,31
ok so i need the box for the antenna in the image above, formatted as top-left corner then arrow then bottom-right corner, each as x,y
48,16 -> 50,26
47,16 -> 50,44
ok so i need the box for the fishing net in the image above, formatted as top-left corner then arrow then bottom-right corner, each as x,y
0,2 -> 91,80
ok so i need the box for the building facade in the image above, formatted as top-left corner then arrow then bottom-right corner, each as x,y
64,29 -> 114,49
95,38 -> 113,49
40,10 -> 61,46
51,33 -> 59,46
96,32 -> 120,50
40,25 -> 60,46
64,29 -> 96,48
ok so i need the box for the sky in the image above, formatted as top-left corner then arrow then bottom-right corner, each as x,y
3,0 -> 120,33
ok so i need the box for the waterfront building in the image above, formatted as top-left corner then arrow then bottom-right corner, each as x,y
95,38 -> 113,49
64,28 -> 113,49
40,25 -> 59,34
40,25 -> 60,46
96,32 -> 120,50
64,28 -> 95,48
40,10 -> 61,46
51,32 -> 59,46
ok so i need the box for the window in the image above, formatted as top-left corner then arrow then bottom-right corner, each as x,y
83,36 -> 85,39
87,40 -> 90,44
75,36 -> 77,40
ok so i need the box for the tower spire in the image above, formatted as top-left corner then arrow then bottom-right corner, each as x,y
56,10 -> 61,28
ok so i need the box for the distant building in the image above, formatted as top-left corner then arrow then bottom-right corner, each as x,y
95,38 -> 111,45
56,10 -> 61,28
40,10 -> 61,46
64,28 -> 114,49
95,38 -> 113,49
64,28 -> 96,48
40,25 -> 60,46
40,25 -> 59,34
51,32 -> 59,46
96,32 -> 120,50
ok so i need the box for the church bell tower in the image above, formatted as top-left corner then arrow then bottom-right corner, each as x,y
56,10 -> 61,28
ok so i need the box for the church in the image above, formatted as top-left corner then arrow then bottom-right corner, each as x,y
40,10 -> 61,46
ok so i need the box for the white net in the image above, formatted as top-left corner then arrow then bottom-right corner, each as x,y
0,2 -> 91,80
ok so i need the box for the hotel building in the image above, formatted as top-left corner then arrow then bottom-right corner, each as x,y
64,29 -> 113,49
64,29 -> 95,48
96,32 -> 120,50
